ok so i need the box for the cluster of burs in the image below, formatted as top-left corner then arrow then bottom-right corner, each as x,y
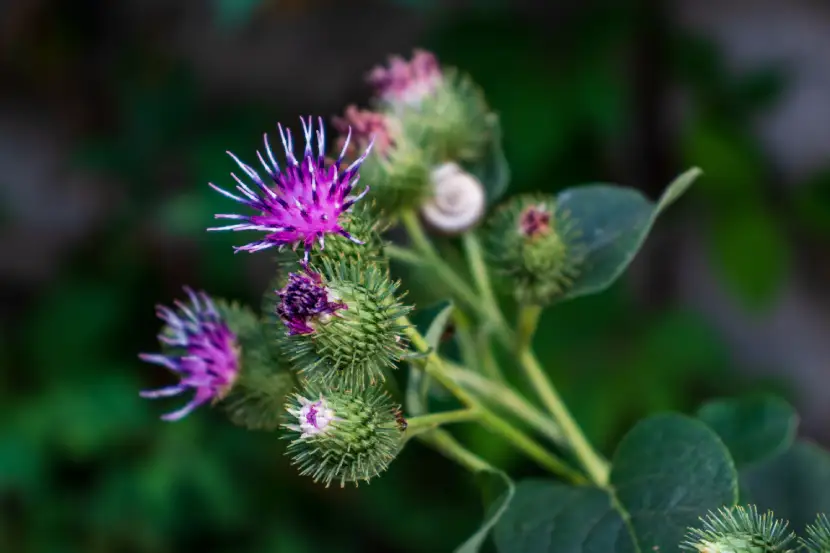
137,50 -> 577,488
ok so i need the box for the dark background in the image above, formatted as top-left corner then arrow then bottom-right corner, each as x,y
4,0 -> 830,551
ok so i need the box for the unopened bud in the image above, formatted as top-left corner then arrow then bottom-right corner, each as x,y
483,195 -> 584,305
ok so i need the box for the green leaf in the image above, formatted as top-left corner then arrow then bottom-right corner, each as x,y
610,413 -> 738,551
697,395 -> 798,468
494,413 -> 737,553
407,300 -> 454,415
456,468 -> 515,553
741,441 -> 830,534
424,301 -> 456,350
464,114 -> 510,205
558,167 -> 702,301
494,479 -> 634,553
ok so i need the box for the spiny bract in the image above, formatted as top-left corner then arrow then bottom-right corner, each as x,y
282,382 -> 404,487
681,505 -> 796,553
271,257 -> 411,390
483,194 -> 584,305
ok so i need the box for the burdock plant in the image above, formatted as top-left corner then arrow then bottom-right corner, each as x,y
135,49 -> 830,553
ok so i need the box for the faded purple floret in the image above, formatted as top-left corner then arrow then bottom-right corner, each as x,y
207,116 -> 374,262
367,49 -> 443,106
275,271 -> 347,335
305,404 -> 319,427
333,105 -> 395,158
138,287 -> 239,422
519,204 -> 552,238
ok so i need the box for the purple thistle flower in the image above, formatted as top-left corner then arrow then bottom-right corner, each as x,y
207,116 -> 374,262
138,287 -> 240,422
367,49 -> 443,106
275,271 -> 347,336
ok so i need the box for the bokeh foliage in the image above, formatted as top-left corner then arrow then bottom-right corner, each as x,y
1,1 -> 822,552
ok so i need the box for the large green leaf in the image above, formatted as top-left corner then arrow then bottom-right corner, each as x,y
611,413 -> 738,551
697,395 -> 797,468
457,468 -> 516,553
558,167 -> 701,301
494,480 -> 633,553
741,441 -> 830,534
495,413 -> 737,553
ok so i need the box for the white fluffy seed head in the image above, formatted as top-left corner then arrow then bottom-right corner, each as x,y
420,162 -> 486,234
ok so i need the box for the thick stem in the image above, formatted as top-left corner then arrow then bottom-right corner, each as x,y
405,409 -> 479,438
416,429 -> 492,473
519,349 -> 610,485
397,213 -> 608,485
463,233 -> 499,318
463,236 -> 610,485
515,304 -> 542,353
444,364 -> 564,446
404,322 -> 587,484
400,210 -> 483,313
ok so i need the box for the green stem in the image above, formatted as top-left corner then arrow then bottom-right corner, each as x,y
516,304 -> 542,353
384,244 -> 425,266
400,210 -> 438,258
396,211 -> 608,485
451,309 -> 481,373
400,210 -> 482,311
444,364 -> 564,446
405,409 -> 479,438
519,348 -> 610,485
404,321 -> 587,484
463,233 -> 499,317
416,429 -> 492,473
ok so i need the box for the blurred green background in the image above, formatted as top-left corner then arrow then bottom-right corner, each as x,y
3,0 -> 830,551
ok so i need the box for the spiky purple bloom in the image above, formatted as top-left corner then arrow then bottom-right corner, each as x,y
367,49 -> 443,106
207,116 -> 374,262
138,287 -> 240,421
276,271 -> 346,336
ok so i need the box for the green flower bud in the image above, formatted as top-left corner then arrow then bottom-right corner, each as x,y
682,505 -> 795,553
276,205 -> 388,271
214,300 -> 295,431
270,258 -> 411,390
282,382 -> 404,487
396,69 -> 491,165
801,513 -> 830,553
482,194 -> 584,305
333,106 -> 432,218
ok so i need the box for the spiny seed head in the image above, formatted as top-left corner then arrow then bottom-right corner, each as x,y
367,49 -> 443,107
332,106 -> 431,218
138,287 -> 240,421
282,382 -> 403,487
483,194 -> 584,305
207,116 -> 373,263
367,50 -> 491,164
681,505 -> 796,553
801,513 -> 830,553
272,258 -> 411,391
